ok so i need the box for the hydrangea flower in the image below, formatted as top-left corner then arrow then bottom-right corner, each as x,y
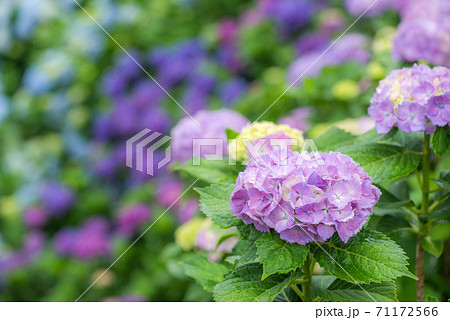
368,64 -> 450,134
228,121 -> 304,162
171,109 -> 249,162
40,182 -> 74,216
54,217 -> 111,261
230,150 -> 380,244
116,204 -> 152,237
393,0 -> 450,67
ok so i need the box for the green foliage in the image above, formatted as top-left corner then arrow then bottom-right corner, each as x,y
314,127 -> 356,152
231,227 -> 262,270
175,158 -> 242,184
429,197 -> 450,221
213,263 -> 298,302
183,255 -> 229,292
195,183 -> 241,228
420,237 -> 444,258
256,233 -> 309,280
339,143 -> 420,183
314,229 -> 416,284
431,126 -> 450,156
316,278 -> 398,302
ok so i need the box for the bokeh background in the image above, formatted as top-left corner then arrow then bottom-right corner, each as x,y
0,0 -> 448,301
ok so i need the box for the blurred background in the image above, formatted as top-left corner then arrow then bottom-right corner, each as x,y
0,0 -> 448,301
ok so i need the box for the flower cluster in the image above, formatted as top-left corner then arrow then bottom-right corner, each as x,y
228,121 -> 304,161
230,150 -> 381,244
171,109 -> 249,162
393,0 -> 450,67
368,64 -> 450,134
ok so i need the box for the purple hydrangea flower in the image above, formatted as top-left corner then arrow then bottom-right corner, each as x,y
230,150 -> 380,244
261,0 -> 314,36
156,179 -> 184,208
368,64 -> 450,134
40,182 -> 74,216
287,33 -> 370,85
279,107 -> 312,131
393,0 -> 450,67
345,0 -> 392,17
54,217 -> 111,261
116,204 -> 152,237
218,78 -> 247,106
170,109 -> 250,162
23,206 -> 49,228
177,199 -> 199,223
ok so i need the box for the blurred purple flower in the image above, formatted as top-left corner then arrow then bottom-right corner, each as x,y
177,199 -> 199,223
157,179 -> 184,208
345,0 -> 391,17
23,206 -> 49,228
171,109 -> 249,163
54,217 -> 111,261
116,204 -> 152,237
41,182 -> 74,216
279,107 -> 312,131
218,78 -> 247,106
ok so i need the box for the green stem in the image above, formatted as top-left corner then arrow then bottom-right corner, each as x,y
289,283 -> 304,301
301,254 -> 314,302
421,133 -> 430,215
416,133 -> 430,302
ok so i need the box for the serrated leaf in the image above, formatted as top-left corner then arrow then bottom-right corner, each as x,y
183,255 -> 229,292
431,125 -> 450,156
316,278 -> 398,302
315,127 -> 356,152
256,233 -> 309,279
195,183 -> 241,228
213,263 -> 297,302
420,236 -> 444,258
338,143 -> 420,183
314,229 -> 417,284
175,158 -> 242,184
233,227 -> 263,270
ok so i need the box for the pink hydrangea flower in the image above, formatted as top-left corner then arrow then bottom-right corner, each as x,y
368,64 -> 450,134
230,150 -> 381,244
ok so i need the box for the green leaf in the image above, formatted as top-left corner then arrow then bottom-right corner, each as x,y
338,143 -> 420,183
315,127 -> 356,152
175,158 -> 242,184
376,186 -> 413,209
226,128 -> 240,140
195,183 -> 241,228
376,214 -> 411,235
233,227 -> 263,270
183,255 -> 229,292
429,197 -> 450,221
431,125 -> 450,156
213,263 -> 297,302
425,295 -> 440,302
432,171 -> 450,190
316,278 -> 398,302
256,233 -> 309,279
314,229 -> 417,284
420,236 -> 444,258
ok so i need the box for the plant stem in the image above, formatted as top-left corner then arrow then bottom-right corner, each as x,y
289,283 -> 304,301
421,133 -> 430,215
301,254 -> 314,302
416,237 -> 425,302
416,132 -> 430,302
